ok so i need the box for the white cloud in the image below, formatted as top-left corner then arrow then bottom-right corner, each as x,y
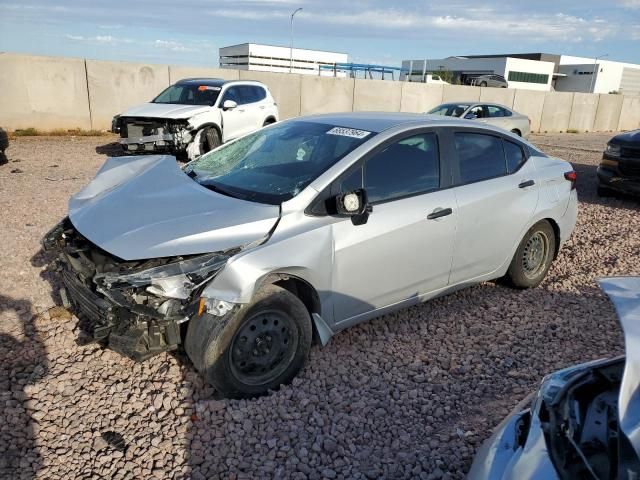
620,0 -> 640,7
63,34 -> 127,46
153,40 -> 196,52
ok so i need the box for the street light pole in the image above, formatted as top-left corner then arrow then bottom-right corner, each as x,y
589,53 -> 608,93
290,7 -> 303,74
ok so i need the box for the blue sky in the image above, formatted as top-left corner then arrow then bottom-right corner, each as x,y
0,0 -> 639,67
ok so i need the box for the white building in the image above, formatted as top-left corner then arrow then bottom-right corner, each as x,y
219,43 -> 348,77
555,55 -> 640,95
401,56 -> 555,91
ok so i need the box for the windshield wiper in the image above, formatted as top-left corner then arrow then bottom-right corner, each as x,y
200,181 -> 246,200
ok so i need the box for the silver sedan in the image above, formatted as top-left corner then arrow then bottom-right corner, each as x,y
46,113 -> 575,397
428,103 -> 531,138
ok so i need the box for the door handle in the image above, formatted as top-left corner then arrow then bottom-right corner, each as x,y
518,179 -> 535,188
427,207 -> 453,220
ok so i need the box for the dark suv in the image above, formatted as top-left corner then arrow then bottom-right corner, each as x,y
598,130 -> 640,197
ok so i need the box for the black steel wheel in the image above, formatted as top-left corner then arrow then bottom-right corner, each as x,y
229,309 -> 298,386
185,283 -> 312,398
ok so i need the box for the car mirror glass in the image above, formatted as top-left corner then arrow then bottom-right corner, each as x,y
335,189 -> 367,216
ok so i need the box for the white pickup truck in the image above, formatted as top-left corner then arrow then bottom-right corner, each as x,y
111,78 -> 279,160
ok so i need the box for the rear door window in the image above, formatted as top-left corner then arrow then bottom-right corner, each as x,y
454,133 -> 507,184
486,106 -> 506,118
503,139 -> 526,173
253,86 -> 267,102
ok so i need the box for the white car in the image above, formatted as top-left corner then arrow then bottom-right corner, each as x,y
111,78 -> 279,160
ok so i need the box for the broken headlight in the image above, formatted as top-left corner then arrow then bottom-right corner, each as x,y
97,252 -> 228,300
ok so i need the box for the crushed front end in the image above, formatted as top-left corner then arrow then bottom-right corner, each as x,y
43,218 -> 230,361
112,116 -> 193,156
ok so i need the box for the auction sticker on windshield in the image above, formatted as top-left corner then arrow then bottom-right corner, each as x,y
326,127 -> 371,139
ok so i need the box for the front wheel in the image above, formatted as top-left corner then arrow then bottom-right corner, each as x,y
185,284 -> 312,398
505,220 -> 556,289
187,126 -> 221,161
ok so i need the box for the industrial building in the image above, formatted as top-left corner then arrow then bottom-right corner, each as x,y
401,53 -> 640,95
219,43 -> 348,77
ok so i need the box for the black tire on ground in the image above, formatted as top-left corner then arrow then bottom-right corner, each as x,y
505,220 -> 556,289
597,185 -> 613,197
185,284 -> 312,398
202,127 -> 221,154
479,81 -> 487,87
511,129 -> 522,137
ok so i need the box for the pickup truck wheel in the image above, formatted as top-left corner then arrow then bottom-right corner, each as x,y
185,284 -> 312,398
505,220 -> 556,289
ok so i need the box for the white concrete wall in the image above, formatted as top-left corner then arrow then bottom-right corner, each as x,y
1,53 -> 639,133
0,53 -> 92,130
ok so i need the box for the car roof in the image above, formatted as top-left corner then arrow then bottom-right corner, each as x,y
296,112 -> 485,133
174,78 -> 267,88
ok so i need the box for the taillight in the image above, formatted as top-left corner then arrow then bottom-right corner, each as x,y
564,170 -> 577,190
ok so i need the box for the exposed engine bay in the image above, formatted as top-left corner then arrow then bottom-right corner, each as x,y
112,116 -> 193,156
541,358 -> 640,480
42,218 -> 233,361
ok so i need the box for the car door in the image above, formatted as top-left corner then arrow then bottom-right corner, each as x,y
331,131 -> 457,323
447,129 -> 539,284
238,86 -> 265,133
220,86 -> 250,142
484,105 -> 507,129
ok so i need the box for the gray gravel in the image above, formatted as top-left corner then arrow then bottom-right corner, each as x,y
1,132 -> 639,479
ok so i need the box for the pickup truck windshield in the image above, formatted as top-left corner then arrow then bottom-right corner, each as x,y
186,121 -> 374,205
153,84 -> 221,106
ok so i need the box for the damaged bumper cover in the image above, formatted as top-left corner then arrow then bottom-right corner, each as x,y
112,116 -> 193,154
43,219 -> 234,361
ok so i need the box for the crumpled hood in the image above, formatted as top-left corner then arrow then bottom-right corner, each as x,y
599,276 -> 640,460
119,102 -> 210,120
69,155 -> 280,260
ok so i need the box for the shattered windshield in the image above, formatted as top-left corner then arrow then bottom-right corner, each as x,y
186,121 -> 374,205
153,84 -> 221,106
428,104 -> 470,117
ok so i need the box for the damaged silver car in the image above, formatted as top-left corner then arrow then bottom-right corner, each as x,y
468,277 -> 640,480
44,112 -> 578,398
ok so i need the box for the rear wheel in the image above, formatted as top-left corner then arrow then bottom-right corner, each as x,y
511,129 -> 522,137
185,284 -> 312,398
479,81 -> 488,87
505,220 -> 556,289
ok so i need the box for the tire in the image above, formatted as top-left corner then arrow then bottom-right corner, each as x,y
202,127 -> 221,154
479,81 -> 487,87
505,220 -> 556,289
511,129 -> 522,137
263,118 -> 276,127
185,284 -> 312,398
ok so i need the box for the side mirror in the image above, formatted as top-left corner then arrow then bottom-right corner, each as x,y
222,99 -> 237,111
464,113 -> 477,120
335,189 -> 368,216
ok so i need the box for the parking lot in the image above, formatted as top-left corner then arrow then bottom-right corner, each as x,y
1,131 -> 639,479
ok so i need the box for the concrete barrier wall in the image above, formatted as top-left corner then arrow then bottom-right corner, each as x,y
239,70 -> 301,119
540,92 -> 574,132
0,53 -> 91,130
513,90 -> 546,133
568,93 -> 599,132
353,79 -> 402,112
86,60 -> 170,130
479,87 -> 515,108
442,85 -> 481,103
618,96 -> 640,131
400,83 -> 443,113
300,76 -> 354,115
593,95 -> 624,132
1,53 -> 639,133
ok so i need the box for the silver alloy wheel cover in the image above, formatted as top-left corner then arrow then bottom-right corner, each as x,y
522,231 -> 549,279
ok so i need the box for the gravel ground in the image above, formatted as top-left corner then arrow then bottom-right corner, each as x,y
1,132 -> 638,479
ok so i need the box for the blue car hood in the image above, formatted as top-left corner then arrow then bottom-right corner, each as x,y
69,155 -> 280,260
